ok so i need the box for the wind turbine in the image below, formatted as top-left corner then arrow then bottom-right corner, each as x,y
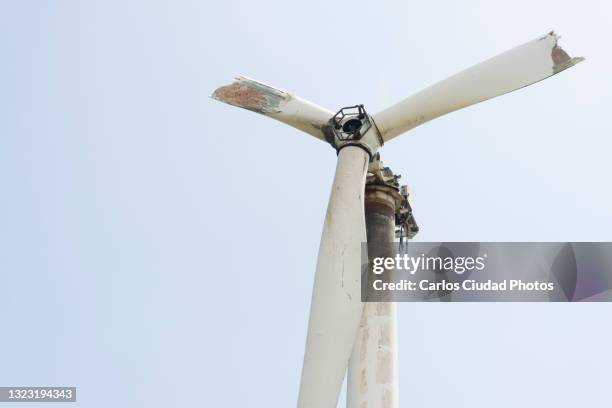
211,31 -> 583,408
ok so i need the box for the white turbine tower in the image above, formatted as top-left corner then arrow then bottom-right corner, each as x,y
211,32 -> 583,408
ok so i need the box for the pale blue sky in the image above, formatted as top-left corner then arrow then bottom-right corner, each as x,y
1,1 -> 611,407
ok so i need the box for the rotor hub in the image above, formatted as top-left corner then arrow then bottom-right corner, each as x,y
325,104 -> 383,159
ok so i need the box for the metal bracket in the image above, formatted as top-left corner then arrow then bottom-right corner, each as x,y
395,185 -> 419,240
367,159 -> 419,240
325,104 -> 383,159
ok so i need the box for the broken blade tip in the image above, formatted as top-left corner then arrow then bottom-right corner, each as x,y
551,31 -> 585,66
211,76 -> 246,100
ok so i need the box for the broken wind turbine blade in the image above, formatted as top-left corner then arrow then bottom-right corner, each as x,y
372,31 -> 585,142
298,146 -> 369,408
211,76 -> 334,141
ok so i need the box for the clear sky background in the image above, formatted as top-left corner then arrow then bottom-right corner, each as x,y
1,1 -> 611,407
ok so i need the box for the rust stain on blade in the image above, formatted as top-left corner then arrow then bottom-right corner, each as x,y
359,314 -> 370,361
211,76 -> 289,114
360,367 -> 368,394
376,349 -> 393,384
378,322 -> 392,348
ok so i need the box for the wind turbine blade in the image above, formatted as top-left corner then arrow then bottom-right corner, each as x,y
211,76 -> 333,141
373,31 -> 584,141
298,146 -> 369,408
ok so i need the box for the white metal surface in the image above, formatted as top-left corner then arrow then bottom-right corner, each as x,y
373,32 -> 584,141
298,146 -> 369,408
211,76 -> 333,141
348,302 -> 399,408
